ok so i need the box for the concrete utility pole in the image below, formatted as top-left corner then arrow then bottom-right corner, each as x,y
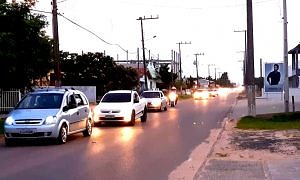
137,16 -> 159,91
176,41 -> 191,93
246,0 -> 256,116
52,0 -> 61,87
194,53 -> 204,88
283,0 -> 289,113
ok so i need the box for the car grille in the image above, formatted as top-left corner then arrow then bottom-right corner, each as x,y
15,119 -> 43,125
14,119 -> 43,125
99,117 -> 124,120
8,132 -> 52,138
101,110 -> 120,113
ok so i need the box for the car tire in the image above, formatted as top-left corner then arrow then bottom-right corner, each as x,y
57,124 -> 68,144
129,110 -> 135,126
164,104 -> 167,111
83,119 -> 92,137
141,107 -> 147,122
159,104 -> 163,112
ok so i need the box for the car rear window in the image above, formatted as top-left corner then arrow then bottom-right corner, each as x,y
141,92 -> 160,98
101,93 -> 131,102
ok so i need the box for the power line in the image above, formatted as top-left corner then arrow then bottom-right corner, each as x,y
30,9 -> 136,54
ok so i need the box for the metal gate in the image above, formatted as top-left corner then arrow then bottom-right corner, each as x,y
0,89 -> 21,113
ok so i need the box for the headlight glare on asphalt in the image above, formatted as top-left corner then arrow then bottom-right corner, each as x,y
45,116 -> 57,125
5,116 -> 14,125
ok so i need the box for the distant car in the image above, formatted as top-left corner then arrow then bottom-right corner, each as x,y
140,90 -> 168,111
193,89 -> 210,99
4,88 -> 93,146
209,89 -> 219,97
93,90 -> 147,126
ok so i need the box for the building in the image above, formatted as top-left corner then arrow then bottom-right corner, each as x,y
288,44 -> 300,88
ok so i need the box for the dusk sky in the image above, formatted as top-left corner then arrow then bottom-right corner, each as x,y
24,0 -> 300,84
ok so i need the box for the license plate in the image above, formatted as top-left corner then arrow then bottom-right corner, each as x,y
19,128 -> 36,134
105,115 -> 115,118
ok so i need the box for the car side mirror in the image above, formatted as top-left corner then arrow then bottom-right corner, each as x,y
63,106 -> 69,112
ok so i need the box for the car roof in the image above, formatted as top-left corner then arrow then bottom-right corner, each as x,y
142,90 -> 162,93
107,90 -> 136,94
30,88 -> 81,95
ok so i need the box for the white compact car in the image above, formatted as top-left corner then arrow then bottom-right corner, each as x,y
93,90 -> 147,126
140,90 -> 168,111
4,88 -> 92,145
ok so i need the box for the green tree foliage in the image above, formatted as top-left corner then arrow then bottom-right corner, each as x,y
218,72 -> 232,87
158,64 -> 178,89
0,2 -> 52,89
60,52 -> 139,96
186,76 -> 195,89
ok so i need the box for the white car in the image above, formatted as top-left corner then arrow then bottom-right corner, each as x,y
140,90 -> 168,111
93,90 -> 147,126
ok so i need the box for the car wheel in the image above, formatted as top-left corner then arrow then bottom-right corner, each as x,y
129,110 -> 135,126
141,107 -> 147,122
159,104 -> 163,112
57,124 -> 68,144
83,119 -> 92,137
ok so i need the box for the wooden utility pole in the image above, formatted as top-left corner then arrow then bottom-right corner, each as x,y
283,0 -> 289,113
52,0 -> 60,87
176,41 -> 191,93
137,16 -> 158,91
246,0 -> 256,116
194,53 -> 204,87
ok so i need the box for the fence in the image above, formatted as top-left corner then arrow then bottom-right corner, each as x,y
0,89 -> 21,113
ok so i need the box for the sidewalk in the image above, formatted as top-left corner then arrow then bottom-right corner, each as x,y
195,96 -> 300,180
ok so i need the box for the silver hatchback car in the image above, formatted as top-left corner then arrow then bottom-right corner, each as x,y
4,88 -> 93,145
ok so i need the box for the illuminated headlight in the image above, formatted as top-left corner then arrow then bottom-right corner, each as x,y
151,99 -> 161,107
193,92 -> 201,99
169,93 -> 177,101
122,109 -> 132,122
44,116 -> 57,125
5,116 -> 14,125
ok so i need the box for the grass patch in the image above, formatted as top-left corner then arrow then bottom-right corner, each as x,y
0,119 -> 4,135
237,112 -> 300,130
179,94 -> 192,100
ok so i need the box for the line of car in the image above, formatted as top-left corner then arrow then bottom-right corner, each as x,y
3,88 -> 172,146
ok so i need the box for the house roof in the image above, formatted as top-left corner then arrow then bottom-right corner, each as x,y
288,44 -> 300,54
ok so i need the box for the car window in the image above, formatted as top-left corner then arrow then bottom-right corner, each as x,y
101,93 -> 131,102
74,94 -> 84,106
141,92 -> 160,98
68,94 -> 77,108
15,93 -> 63,109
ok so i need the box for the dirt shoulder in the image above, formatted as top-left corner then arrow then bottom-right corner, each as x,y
210,119 -> 300,162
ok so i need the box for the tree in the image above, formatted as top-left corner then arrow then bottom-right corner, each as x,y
158,64 -> 178,89
60,52 -> 139,96
218,72 -> 232,87
0,2 -> 52,89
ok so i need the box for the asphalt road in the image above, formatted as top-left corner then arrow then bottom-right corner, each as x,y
0,92 -> 237,180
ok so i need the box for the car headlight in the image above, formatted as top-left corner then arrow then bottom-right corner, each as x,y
5,116 -> 14,125
44,116 -> 57,125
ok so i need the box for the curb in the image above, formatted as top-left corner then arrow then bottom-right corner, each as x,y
193,100 -> 238,179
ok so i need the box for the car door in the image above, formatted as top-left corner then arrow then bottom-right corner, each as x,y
133,92 -> 143,117
67,94 -> 80,132
74,93 -> 89,130
160,92 -> 167,107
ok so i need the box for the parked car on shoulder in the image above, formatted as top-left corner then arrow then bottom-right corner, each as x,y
4,88 -> 93,146
140,90 -> 168,111
93,90 -> 147,126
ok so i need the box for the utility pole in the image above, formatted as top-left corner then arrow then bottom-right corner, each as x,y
246,0 -> 256,116
52,0 -> 60,87
176,41 -> 191,93
283,0 -> 289,113
137,16 -> 159,91
194,53 -> 204,88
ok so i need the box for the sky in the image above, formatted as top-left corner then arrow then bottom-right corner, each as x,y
17,0 -> 300,84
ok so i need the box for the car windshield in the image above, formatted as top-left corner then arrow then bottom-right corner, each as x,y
101,93 -> 131,103
141,92 -> 160,98
15,93 -> 63,109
